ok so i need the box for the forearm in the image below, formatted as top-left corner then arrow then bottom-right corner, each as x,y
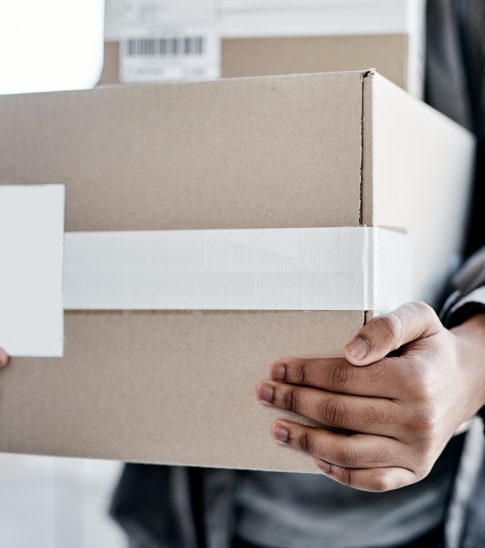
451,314 -> 485,420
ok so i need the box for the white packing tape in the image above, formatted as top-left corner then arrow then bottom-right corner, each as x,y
63,227 -> 411,311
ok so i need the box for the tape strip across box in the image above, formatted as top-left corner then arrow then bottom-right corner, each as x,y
63,227 -> 410,312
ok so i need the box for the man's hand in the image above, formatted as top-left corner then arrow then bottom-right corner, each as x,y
0,348 -> 8,368
256,301 -> 485,492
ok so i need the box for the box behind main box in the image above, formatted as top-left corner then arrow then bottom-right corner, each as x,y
0,70 -> 474,472
100,0 -> 425,96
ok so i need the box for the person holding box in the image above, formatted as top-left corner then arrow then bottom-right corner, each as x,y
1,0 -> 484,547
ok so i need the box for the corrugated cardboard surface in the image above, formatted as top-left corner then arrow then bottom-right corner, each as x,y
1,73 -> 362,231
99,34 -> 412,92
0,71 -> 474,471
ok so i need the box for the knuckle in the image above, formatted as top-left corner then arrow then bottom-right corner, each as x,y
320,361 -> 351,390
290,359 -> 308,385
321,398 -> 348,427
369,472 -> 393,493
410,301 -> 437,322
298,430 -> 313,453
416,461 -> 434,480
417,447 -> 435,470
405,404 -> 439,439
411,448 -> 435,478
331,362 -> 351,389
283,387 -> 299,413
373,312 -> 403,344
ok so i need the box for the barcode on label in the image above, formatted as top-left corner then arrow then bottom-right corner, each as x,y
126,36 -> 205,57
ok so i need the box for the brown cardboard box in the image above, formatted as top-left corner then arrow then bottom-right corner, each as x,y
101,0 -> 425,95
0,71 -> 474,472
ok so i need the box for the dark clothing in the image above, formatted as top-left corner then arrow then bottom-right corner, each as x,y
426,0 -> 485,256
232,522 -> 445,548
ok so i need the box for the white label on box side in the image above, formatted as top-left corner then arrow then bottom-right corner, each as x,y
0,185 -> 65,357
63,227 -> 410,312
105,0 -> 220,82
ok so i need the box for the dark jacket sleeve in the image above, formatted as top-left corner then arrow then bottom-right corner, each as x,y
441,247 -> 485,328
441,247 -> 485,429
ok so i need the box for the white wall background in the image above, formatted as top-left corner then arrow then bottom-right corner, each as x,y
0,0 -> 104,94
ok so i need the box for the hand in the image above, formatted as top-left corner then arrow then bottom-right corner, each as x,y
0,348 -> 8,368
256,302 -> 485,492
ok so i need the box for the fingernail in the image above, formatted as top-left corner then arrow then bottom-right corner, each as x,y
271,362 -> 286,381
257,383 -> 274,403
273,423 -> 289,443
345,336 -> 369,360
316,459 -> 332,474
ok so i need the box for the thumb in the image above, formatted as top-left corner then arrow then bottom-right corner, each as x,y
0,347 -> 9,368
344,301 -> 441,366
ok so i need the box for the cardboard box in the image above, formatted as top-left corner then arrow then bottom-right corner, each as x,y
0,71 -> 474,472
100,0 -> 425,96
